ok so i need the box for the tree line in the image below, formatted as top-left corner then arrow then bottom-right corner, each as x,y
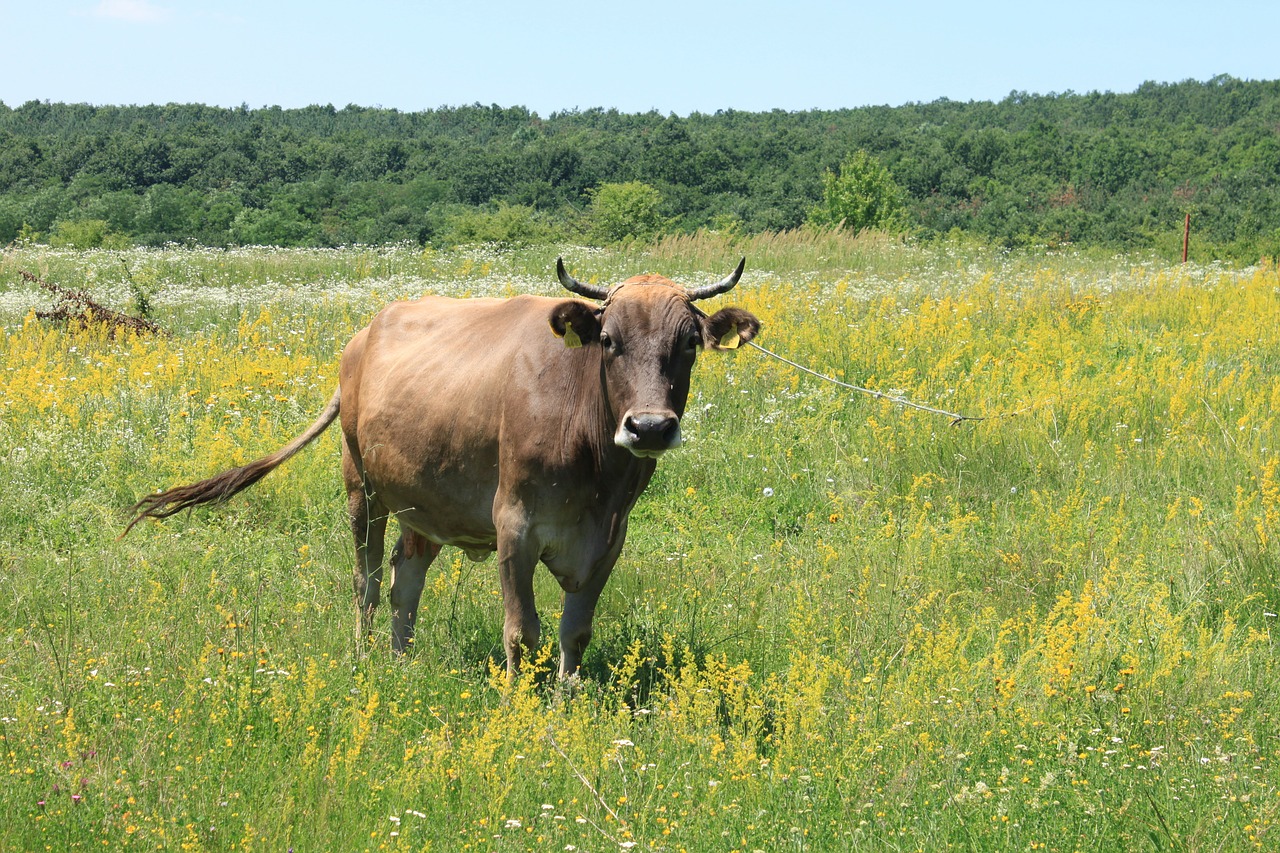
1,74 -> 1278,259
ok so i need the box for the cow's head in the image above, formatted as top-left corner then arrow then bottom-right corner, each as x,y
550,258 -> 760,458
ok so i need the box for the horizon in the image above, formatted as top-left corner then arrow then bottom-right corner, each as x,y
2,1 -> 1277,118
1,72 -> 1266,118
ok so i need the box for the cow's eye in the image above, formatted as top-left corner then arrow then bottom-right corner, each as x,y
599,331 -> 615,351
686,334 -> 701,351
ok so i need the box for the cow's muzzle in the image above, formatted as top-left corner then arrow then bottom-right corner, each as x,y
616,411 -> 682,457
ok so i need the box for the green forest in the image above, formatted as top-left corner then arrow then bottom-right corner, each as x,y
2,74 -> 1279,260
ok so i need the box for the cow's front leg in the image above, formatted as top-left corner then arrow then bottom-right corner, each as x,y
389,529 -> 441,653
496,525 -> 540,677
558,557 -> 618,679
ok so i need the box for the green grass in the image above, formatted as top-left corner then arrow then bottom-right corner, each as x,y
1,236 -> 1277,851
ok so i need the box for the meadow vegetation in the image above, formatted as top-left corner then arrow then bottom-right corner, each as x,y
1,234 -> 1277,850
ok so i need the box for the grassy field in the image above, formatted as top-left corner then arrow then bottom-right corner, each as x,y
1,235 -> 1277,851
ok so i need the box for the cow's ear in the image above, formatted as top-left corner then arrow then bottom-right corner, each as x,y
549,301 -> 602,348
703,307 -> 761,350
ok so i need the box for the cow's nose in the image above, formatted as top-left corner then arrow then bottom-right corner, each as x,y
619,412 -> 682,454
625,412 -> 680,444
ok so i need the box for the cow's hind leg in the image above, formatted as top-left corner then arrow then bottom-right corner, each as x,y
389,529 -> 441,653
348,481 -> 389,640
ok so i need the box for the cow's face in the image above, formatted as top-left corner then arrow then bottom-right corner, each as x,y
550,269 -> 760,458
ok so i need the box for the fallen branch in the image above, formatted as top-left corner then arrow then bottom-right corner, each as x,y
23,269 -> 166,338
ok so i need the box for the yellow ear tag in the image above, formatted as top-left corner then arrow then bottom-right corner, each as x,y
562,323 -> 583,348
718,328 -> 742,349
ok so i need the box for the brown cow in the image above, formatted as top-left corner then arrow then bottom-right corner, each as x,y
126,259 -> 760,678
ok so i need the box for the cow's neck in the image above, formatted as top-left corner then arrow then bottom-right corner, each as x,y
598,443 -> 659,527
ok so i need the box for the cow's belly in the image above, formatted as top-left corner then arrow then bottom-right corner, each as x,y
354,410 -> 502,544
394,507 -> 497,559
373,476 -> 499,553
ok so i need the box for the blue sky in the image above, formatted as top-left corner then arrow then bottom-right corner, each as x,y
3,1 -> 1277,115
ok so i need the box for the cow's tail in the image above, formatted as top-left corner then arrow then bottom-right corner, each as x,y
122,387 -> 343,535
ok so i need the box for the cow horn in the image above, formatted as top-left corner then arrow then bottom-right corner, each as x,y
557,258 -> 610,301
685,257 -> 746,301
